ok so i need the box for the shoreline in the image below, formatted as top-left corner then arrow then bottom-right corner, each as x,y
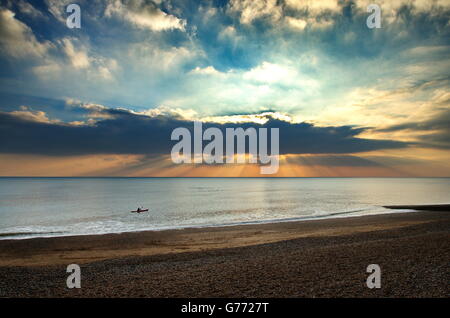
0,206 -> 448,267
0,206 -> 448,297
0,204 -> 435,241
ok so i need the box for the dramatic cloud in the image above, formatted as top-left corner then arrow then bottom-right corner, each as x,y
228,0 -> 282,25
105,0 -> 186,31
1,0 -> 448,116
0,105 -> 409,156
379,108 -> 450,149
0,0 -> 449,176
0,8 -> 51,59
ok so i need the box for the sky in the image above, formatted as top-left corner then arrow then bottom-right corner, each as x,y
0,0 -> 449,177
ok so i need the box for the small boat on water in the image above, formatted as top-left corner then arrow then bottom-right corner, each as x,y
131,207 -> 149,213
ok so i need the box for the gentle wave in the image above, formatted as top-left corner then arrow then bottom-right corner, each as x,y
0,206 -> 415,240
0,177 -> 448,240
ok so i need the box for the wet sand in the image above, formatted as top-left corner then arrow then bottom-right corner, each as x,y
0,207 -> 449,297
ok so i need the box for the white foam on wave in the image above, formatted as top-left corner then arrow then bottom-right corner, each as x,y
0,206 -> 418,240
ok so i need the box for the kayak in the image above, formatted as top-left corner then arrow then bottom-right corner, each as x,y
131,209 -> 149,213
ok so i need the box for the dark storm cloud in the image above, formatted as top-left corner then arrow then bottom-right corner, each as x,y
378,108 -> 450,149
0,109 -> 184,156
263,119 -> 407,154
0,107 -> 409,156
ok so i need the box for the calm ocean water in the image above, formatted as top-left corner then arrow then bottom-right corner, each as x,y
0,177 -> 449,240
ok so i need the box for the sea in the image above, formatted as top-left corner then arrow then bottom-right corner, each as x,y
0,177 -> 449,240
